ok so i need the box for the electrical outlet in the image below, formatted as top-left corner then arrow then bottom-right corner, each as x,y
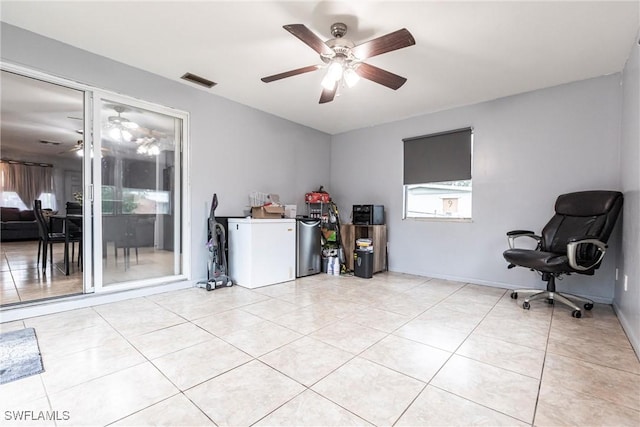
616,268 -> 619,280
624,275 -> 628,292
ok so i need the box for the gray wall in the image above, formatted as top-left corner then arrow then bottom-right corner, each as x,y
330,74 -> 623,303
616,30 -> 640,353
1,23 -> 331,279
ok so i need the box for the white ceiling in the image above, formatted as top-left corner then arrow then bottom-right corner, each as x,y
1,1 -> 639,135
1,70 -> 85,157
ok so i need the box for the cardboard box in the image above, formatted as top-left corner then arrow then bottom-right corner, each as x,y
251,205 -> 285,219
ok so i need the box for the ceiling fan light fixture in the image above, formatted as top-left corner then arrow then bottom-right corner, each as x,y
108,128 -> 119,140
327,60 -> 344,81
122,120 -> 139,130
108,106 -> 139,135
109,127 -> 133,142
135,135 -> 164,156
75,147 -> 94,158
321,72 -> 337,90
344,67 -> 360,88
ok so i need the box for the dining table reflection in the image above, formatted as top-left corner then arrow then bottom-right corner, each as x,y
50,213 -> 83,275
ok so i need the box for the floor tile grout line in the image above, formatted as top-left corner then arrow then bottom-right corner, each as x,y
530,301 -> 556,426
101,392 -> 203,427
427,384 -> 535,426
545,347 -> 640,376
391,382 -> 429,426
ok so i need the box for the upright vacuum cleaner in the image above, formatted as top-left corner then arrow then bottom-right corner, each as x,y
198,193 -> 233,291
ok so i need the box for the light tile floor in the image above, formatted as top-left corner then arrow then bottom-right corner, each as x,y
0,241 -> 83,305
0,240 -> 176,305
1,272 -> 639,426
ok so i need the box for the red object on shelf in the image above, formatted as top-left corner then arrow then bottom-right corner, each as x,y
305,192 -> 330,203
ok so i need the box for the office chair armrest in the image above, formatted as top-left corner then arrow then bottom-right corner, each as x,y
566,237 -> 608,271
506,230 -> 541,249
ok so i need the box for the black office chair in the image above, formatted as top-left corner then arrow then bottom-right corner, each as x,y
503,190 -> 623,318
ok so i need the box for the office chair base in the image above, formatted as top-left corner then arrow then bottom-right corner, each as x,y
510,289 -> 593,318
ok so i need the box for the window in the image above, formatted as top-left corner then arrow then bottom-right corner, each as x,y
0,160 -> 56,210
403,128 -> 473,219
0,192 -> 56,210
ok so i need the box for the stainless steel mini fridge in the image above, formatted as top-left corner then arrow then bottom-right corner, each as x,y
296,218 -> 321,277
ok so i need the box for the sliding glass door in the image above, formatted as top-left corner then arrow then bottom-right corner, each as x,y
1,64 -> 189,302
92,94 -> 186,291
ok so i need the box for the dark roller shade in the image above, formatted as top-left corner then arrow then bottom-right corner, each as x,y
403,128 -> 472,185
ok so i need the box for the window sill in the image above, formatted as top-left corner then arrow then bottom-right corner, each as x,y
403,216 -> 473,223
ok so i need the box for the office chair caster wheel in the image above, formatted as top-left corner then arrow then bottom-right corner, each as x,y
522,301 -> 530,310
572,310 -> 582,318
510,292 -> 518,299
584,303 -> 593,310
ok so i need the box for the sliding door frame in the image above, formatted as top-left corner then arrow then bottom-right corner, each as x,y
91,91 -> 190,293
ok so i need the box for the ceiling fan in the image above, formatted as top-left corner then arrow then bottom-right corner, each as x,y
106,106 -> 139,142
134,128 -> 169,156
60,139 -> 112,157
261,23 -> 415,103
58,139 -> 86,156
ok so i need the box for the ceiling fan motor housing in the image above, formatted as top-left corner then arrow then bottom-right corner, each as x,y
323,24 -> 356,64
330,22 -> 347,38
322,42 -> 356,63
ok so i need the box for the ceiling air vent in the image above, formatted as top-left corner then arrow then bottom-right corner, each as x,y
181,73 -> 217,88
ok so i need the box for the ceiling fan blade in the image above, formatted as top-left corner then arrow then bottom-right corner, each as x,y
283,24 -> 334,56
352,28 -> 415,60
355,63 -> 407,90
59,143 -> 82,155
319,82 -> 337,104
261,65 -> 320,83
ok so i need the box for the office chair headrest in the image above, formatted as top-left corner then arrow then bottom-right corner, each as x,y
555,191 -> 623,217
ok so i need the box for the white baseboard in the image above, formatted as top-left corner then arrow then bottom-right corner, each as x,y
612,301 -> 640,359
388,268 -> 613,304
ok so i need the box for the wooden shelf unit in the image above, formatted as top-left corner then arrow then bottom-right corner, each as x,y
340,224 -> 387,273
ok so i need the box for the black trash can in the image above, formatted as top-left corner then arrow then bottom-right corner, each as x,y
354,250 -> 373,279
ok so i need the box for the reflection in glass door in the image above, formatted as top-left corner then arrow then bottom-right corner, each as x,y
0,69 -> 87,304
94,97 -> 184,289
